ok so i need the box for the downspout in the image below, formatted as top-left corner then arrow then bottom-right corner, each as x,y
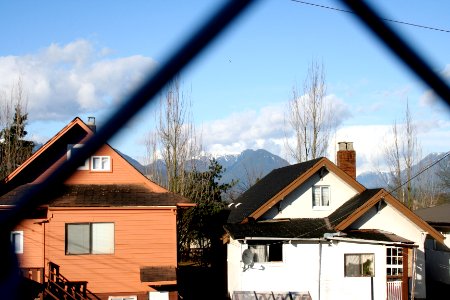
411,248 -> 417,300
318,241 -> 322,300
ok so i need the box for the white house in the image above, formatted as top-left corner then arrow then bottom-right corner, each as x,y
415,203 -> 450,298
224,142 -> 444,300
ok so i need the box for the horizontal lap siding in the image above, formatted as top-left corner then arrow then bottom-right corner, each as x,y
46,208 -> 177,294
65,146 -> 166,192
16,219 -> 44,268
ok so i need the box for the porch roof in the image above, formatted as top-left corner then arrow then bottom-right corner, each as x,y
345,229 -> 415,245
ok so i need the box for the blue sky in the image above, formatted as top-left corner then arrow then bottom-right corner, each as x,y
0,0 -> 449,174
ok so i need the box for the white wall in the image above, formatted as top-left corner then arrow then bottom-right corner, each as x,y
351,204 -> 428,298
263,172 -> 359,220
320,241 -> 386,300
227,238 -> 387,300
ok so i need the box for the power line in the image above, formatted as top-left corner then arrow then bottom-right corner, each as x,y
387,151 -> 450,195
290,0 -> 450,33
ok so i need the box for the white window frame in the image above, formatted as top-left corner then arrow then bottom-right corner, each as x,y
344,253 -> 375,277
108,297 -> 137,300
91,156 -> 111,171
386,246 -> 403,277
66,223 -> 114,255
248,243 -> 283,263
11,231 -> 23,254
67,144 -> 89,170
312,186 -> 330,209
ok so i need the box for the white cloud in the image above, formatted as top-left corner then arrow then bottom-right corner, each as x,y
0,39 -> 156,121
201,96 -> 352,161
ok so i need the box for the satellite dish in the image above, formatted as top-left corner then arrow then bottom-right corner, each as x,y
241,248 -> 265,272
242,249 -> 254,267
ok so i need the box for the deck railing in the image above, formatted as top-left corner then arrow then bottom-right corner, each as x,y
387,280 -> 402,300
45,262 -> 101,300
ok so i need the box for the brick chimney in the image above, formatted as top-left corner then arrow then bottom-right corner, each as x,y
87,116 -> 96,133
337,142 -> 356,179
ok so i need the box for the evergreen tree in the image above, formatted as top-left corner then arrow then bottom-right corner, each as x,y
0,105 -> 34,179
178,159 -> 236,266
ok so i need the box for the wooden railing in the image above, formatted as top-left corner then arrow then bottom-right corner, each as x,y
21,267 -> 45,300
387,280 -> 402,300
44,262 -> 101,300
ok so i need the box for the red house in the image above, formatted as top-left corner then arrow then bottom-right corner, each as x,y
0,117 -> 193,300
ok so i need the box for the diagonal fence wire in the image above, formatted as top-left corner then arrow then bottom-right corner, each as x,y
1,0 -> 450,297
339,0 -> 450,108
0,0 -> 257,297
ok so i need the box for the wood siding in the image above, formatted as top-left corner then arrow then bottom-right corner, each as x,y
16,219 -> 45,268
45,208 -> 177,294
65,144 -> 166,192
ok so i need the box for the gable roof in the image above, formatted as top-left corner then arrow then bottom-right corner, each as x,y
225,155 -> 445,244
332,188 -> 445,244
0,117 -> 93,195
328,188 -> 383,227
227,157 -> 365,223
0,184 -> 189,207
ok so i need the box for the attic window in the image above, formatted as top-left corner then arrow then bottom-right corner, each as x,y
67,144 -> 89,170
312,186 -> 330,209
91,156 -> 111,171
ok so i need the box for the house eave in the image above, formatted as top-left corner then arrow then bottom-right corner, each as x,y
246,158 -> 365,222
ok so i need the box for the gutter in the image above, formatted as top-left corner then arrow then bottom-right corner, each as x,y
243,237 -> 325,242
325,236 -> 418,247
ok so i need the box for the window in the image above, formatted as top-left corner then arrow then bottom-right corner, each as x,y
344,253 -> 374,277
66,223 -> 114,255
387,247 -> 403,277
11,231 -> 23,254
248,243 -> 283,262
312,186 -> 330,208
67,144 -> 89,170
91,156 -> 111,171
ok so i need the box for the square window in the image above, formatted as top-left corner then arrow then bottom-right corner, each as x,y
344,253 -> 374,277
66,223 -> 114,255
249,243 -> 283,263
67,144 -> 89,170
312,186 -> 330,208
11,231 -> 23,254
386,246 -> 403,277
91,156 -> 111,171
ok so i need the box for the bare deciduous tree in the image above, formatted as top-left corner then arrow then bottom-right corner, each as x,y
383,100 -> 421,209
285,60 -> 335,162
147,78 -> 202,195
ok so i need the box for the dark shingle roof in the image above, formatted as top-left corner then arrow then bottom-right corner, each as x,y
0,184 -> 189,207
224,218 -> 335,239
415,203 -> 450,224
346,229 -> 415,244
328,188 -> 382,227
227,158 -> 323,223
